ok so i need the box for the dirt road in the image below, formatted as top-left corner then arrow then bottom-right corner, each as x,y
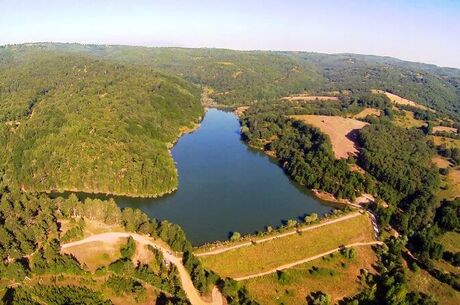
62,232 -> 223,305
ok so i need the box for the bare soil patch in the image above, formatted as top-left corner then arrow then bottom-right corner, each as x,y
234,106 -> 249,117
62,240 -> 123,271
282,94 -> 339,102
433,126 -> 458,134
432,156 -> 452,169
290,115 -> 368,159
372,90 -> 435,112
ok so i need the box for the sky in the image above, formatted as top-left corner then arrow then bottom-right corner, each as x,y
1,0 -> 459,68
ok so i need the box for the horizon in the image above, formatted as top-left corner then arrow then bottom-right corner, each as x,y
1,0 -> 460,69
3,41 -> 459,71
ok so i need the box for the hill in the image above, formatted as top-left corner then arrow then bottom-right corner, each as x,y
0,51 -> 203,196
3,43 -> 459,120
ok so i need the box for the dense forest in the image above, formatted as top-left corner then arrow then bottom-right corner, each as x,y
2,43 -> 459,120
0,51 -> 203,197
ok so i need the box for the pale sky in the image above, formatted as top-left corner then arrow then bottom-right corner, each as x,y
1,0 -> 459,68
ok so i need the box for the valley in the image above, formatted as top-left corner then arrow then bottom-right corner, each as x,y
0,43 -> 459,305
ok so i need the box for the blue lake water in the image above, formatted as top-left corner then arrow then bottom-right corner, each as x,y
115,108 -> 333,245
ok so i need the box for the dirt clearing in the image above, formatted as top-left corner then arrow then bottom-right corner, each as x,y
282,94 -> 339,102
432,156 -> 452,169
433,126 -> 458,134
290,115 -> 368,159
372,90 -> 435,112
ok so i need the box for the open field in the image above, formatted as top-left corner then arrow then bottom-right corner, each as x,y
437,232 -> 460,253
432,156 -> 452,169
282,94 -> 339,102
433,126 -> 458,134
372,90 -> 435,112
393,110 -> 426,128
243,246 -> 377,305
406,268 -> 460,305
438,166 -> 460,200
431,136 -> 460,149
290,115 -> 368,159
62,239 -> 124,272
200,214 -> 375,278
433,259 -> 460,276
353,108 -> 381,119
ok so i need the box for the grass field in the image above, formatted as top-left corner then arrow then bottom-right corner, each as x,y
393,110 -> 426,128
437,232 -> 460,253
432,156 -> 452,169
243,246 -> 377,304
289,115 -> 368,159
406,268 -> 460,305
353,108 -> 381,119
62,240 -> 124,272
431,136 -> 460,149
438,166 -> 460,201
433,126 -> 458,134
282,94 -> 339,102
372,90 -> 435,112
200,214 -> 374,278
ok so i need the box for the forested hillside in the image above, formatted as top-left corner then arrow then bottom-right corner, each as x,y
2,43 -> 458,120
298,52 -> 460,119
0,51 -> 203,196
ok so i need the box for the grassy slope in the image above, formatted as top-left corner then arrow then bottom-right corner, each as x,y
244,246 -> 377,305
201,214 -> 374,278
0,52 -> 203,196
437,231 -> 460,253
406,268 -> 460,305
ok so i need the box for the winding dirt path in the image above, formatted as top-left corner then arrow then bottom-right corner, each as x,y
62,232 -> 223,305
196,212 -> 362,257
234,241 -> 383,281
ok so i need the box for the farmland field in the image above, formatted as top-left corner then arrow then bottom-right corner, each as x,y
200,214 -> 374,278
289,115 -> 368,159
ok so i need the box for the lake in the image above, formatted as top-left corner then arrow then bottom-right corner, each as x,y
115,108 -> 334,245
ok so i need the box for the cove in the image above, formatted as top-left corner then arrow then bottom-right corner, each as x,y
114,108 -> 334,245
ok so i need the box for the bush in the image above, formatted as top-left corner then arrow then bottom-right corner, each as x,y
120,236 -> 136,259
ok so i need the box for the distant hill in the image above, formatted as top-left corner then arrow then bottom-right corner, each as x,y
2,43 -> 458,120
0,51 -> 203,196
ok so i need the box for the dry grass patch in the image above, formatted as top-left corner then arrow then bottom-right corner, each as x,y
438,167 -> 460,201
407,268 -> 460,305
290,115 -> 368,159
243,246 -> 377,305
353,108 -> 381,119
432,156 -> 452,169
431,136 -> 460,149
234,106 -> 249,117
62,240 -> 123,272
393,110 -> 426,129
437,232 -> 460,253
433,126 -> 458,134
372,90 -> 435,112
201,214 -> 374,278
282,94 -> 339,102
